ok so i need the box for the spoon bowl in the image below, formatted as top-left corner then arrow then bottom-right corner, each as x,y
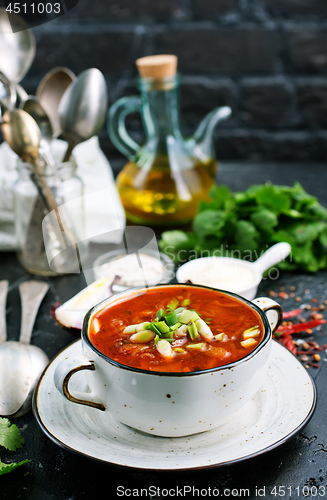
22,96 -> 54,145
58,68 -> 108,161
0,281 -> 49,418
36,67 -> 76,138
1,108 -> 41,164
0,8 -> 36,83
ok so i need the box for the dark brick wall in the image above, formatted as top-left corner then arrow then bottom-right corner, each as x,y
20,0 -> 327,161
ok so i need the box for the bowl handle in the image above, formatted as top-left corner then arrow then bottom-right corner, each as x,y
252,297 -> 283,333
54,355 -> 105,411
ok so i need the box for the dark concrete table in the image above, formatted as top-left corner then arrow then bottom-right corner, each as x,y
1,162 -> 327,500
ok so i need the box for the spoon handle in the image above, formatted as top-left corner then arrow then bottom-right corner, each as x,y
251,242 -> 292,275
0,281 -> 9,344
62,142 -> 75,163
19,281 -> 49,344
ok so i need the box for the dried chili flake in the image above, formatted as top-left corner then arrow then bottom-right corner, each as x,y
311,313 -> 324,320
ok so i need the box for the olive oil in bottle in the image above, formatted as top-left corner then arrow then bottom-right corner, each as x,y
108,55 -> 230,226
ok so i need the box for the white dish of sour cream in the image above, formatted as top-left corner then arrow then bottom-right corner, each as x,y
93,249 -> 174,290
176,242 -> 291,300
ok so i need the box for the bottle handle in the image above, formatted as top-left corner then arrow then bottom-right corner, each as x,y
107,95 -> 142,161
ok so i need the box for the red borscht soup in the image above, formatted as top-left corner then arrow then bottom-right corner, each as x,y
88,286 -> 264,373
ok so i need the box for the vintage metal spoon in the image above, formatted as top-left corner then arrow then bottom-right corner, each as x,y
58,68 -> 108,162
0,71 -> 16,114
1,108 -> 59,212
0,8 -> 36,83
1,108 -> 77,256
36,67 -> 76,138
0,280 -> 49,417
22,96 -> 58,169
22,96 -> 54,146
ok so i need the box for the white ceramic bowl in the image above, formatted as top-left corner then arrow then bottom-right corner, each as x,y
176,242 -> 291,300
54,284 -> 282,437
92,249 -> 174,291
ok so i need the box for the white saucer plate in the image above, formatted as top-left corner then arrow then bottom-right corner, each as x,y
33,340 -> 316,471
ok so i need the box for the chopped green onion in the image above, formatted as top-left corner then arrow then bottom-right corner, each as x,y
160,332 -> 175,339
205,318 -> 212,324
170,322 -> 182,331
174,306 -> 186,315
178,309 -> 200,324
156,309 -> 165,320
243,325 -> 259,334
182,298 -> 190,307
153,334 -> 160,347
185,343 -> 205,351
146,322 -> 162,336
215,333 -> 224,341
167,298 -> 179,311
157,339 -> 173,357
156,321 -> 171,334
195,318 -> 214,341
130,331 -> 156,343
165,311 -> 178,327
174,347 -> 186,353
188,320 -> 199,340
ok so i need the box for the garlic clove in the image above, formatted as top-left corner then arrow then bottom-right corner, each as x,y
55,275 -> 119,330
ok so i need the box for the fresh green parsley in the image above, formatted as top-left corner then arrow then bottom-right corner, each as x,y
0,417 -> 30,476
159,182 -> 327,273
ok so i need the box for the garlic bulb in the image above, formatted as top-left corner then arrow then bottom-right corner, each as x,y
55,275 -> 119,330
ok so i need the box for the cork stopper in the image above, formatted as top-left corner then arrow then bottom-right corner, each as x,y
136,55 -> 178,79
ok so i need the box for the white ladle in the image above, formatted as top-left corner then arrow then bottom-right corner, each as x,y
0,280 -> 50,418
176,242 -> 292,300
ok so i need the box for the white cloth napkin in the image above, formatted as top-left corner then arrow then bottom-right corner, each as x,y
0,137 -> 125,251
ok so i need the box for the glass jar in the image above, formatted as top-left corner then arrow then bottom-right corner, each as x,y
14,156 -> 88,276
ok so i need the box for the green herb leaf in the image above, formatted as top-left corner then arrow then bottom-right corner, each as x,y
250,208 -> 278,232
0,458 -> 30,476
0,418 -> 25,451
193,210 -> 226,240
159,182 -> 327,273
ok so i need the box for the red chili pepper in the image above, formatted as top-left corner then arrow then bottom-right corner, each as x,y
282,308 -> 302,319
276,319 -> 326,336
279,334 -> 297,355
